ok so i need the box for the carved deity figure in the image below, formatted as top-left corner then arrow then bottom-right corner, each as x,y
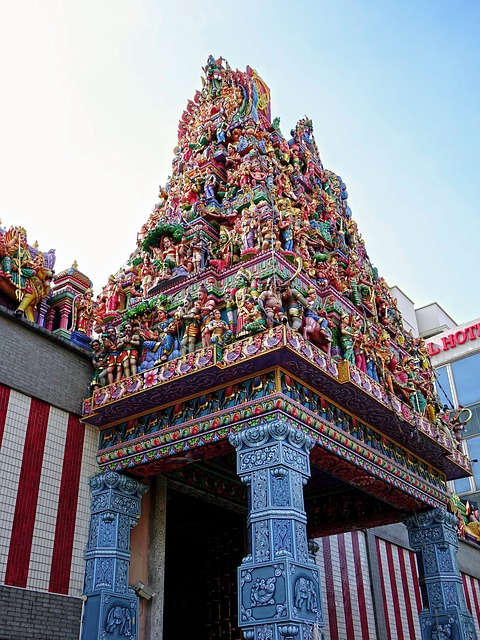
118,322 -> 141,378
0,227 -> 53,321
72,289 -> 94,334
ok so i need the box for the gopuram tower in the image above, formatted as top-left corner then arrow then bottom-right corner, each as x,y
80,56 -> 477,640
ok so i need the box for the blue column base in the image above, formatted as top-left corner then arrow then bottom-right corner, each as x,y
240,621 -> 323,640
419,609 -> 478,640
81,590 -> 139,640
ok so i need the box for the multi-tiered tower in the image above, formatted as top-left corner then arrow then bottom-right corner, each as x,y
80,57 -> 476,640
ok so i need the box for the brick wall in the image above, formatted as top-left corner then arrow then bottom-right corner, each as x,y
0,586 -> 82,640
0,308 -> 92,415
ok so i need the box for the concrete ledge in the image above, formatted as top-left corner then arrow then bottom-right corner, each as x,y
0,306 -> 92,415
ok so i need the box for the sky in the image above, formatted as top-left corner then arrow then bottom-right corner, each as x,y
0,0 -> 478,324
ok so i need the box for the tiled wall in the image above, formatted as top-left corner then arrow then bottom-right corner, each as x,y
316,529 -> 480,640
69,422 -> 99,595
0,383 -> 97,596
317,531 -> 377,640
0,390 -> 31,585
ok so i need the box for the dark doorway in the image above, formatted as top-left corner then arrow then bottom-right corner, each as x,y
163,487 -> 245,640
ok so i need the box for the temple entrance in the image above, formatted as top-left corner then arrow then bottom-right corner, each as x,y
163,487 -> 246,640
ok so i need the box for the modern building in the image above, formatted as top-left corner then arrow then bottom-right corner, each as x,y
423,308 -> 480,508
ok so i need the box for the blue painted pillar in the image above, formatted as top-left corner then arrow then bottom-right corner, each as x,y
405,508 -> 478,640
230,420 -> 324,640
81,471 -> 148,640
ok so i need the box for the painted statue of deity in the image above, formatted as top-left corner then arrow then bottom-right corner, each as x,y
0,226 -> 53,321
72,289 -> 95,335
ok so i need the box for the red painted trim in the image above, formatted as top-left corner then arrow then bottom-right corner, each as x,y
0,383 -> 11,449
322,536 -> 339,640
376,538 -> 392,640
4,398 -> 50,587
337,534 -> 354,639
407,548 -> 422,614
397,546 -> 416,638
49,414 -> 85,594
463,574 -> 472,613
469,575 -> 480,619
385,542 -> 405,640
351,531 -> 370,640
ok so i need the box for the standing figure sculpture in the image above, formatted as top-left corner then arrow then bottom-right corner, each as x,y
339,314 -> 356,364
177,295 -> 202,354
118,323 -> 141,378
72,289 -> 95,335
280,283 -> 309,331
91,339 -> 108,390
104,326 -> 123,384
226,268 -> 255,335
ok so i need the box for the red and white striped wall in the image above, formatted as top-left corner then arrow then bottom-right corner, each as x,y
463,574 -> 480,637
0,383 -> 98,596
317,532 -> 480,640
318,532 -> 377,640
375,537 -> 422,639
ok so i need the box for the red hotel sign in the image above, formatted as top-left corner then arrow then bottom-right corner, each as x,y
428,322 -> 480,356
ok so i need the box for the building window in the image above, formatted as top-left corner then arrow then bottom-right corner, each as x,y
451,353 -> 480,407
466,436 -> 480,487
454,474 -> 472,495
435,365 -> 454,407
440,354 -> 480,498
464,403 -> 480,438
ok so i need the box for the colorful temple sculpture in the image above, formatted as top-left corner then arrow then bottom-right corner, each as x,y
13,56 -> 475,640
0,222 -> 93,340
0,224 -> 56,324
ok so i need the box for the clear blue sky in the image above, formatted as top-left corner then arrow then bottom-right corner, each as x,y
0,0 -> 478,323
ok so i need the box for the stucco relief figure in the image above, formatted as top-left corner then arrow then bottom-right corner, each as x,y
105,605 -> 133,636
90,339 -> 108,390
431,623 -> 451,640
258,278 -> 286,326
203,308 -> 233,346
141,308 -> 177,367
176,295 -> 202,354
302,307 -> 332,356
280,283 -> 309,331
466,502 -> 480,540
104,326 -> 123,384
0,226 -> 35,289
72,288 -> 94,334
251,577 -> 276,607
118,322 -> 141,378
294,577 -> 318,613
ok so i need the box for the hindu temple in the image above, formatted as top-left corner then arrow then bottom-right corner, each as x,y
0,56 -> 478,640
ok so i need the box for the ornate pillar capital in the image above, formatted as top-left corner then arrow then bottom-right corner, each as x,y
230,420 -> 315,453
